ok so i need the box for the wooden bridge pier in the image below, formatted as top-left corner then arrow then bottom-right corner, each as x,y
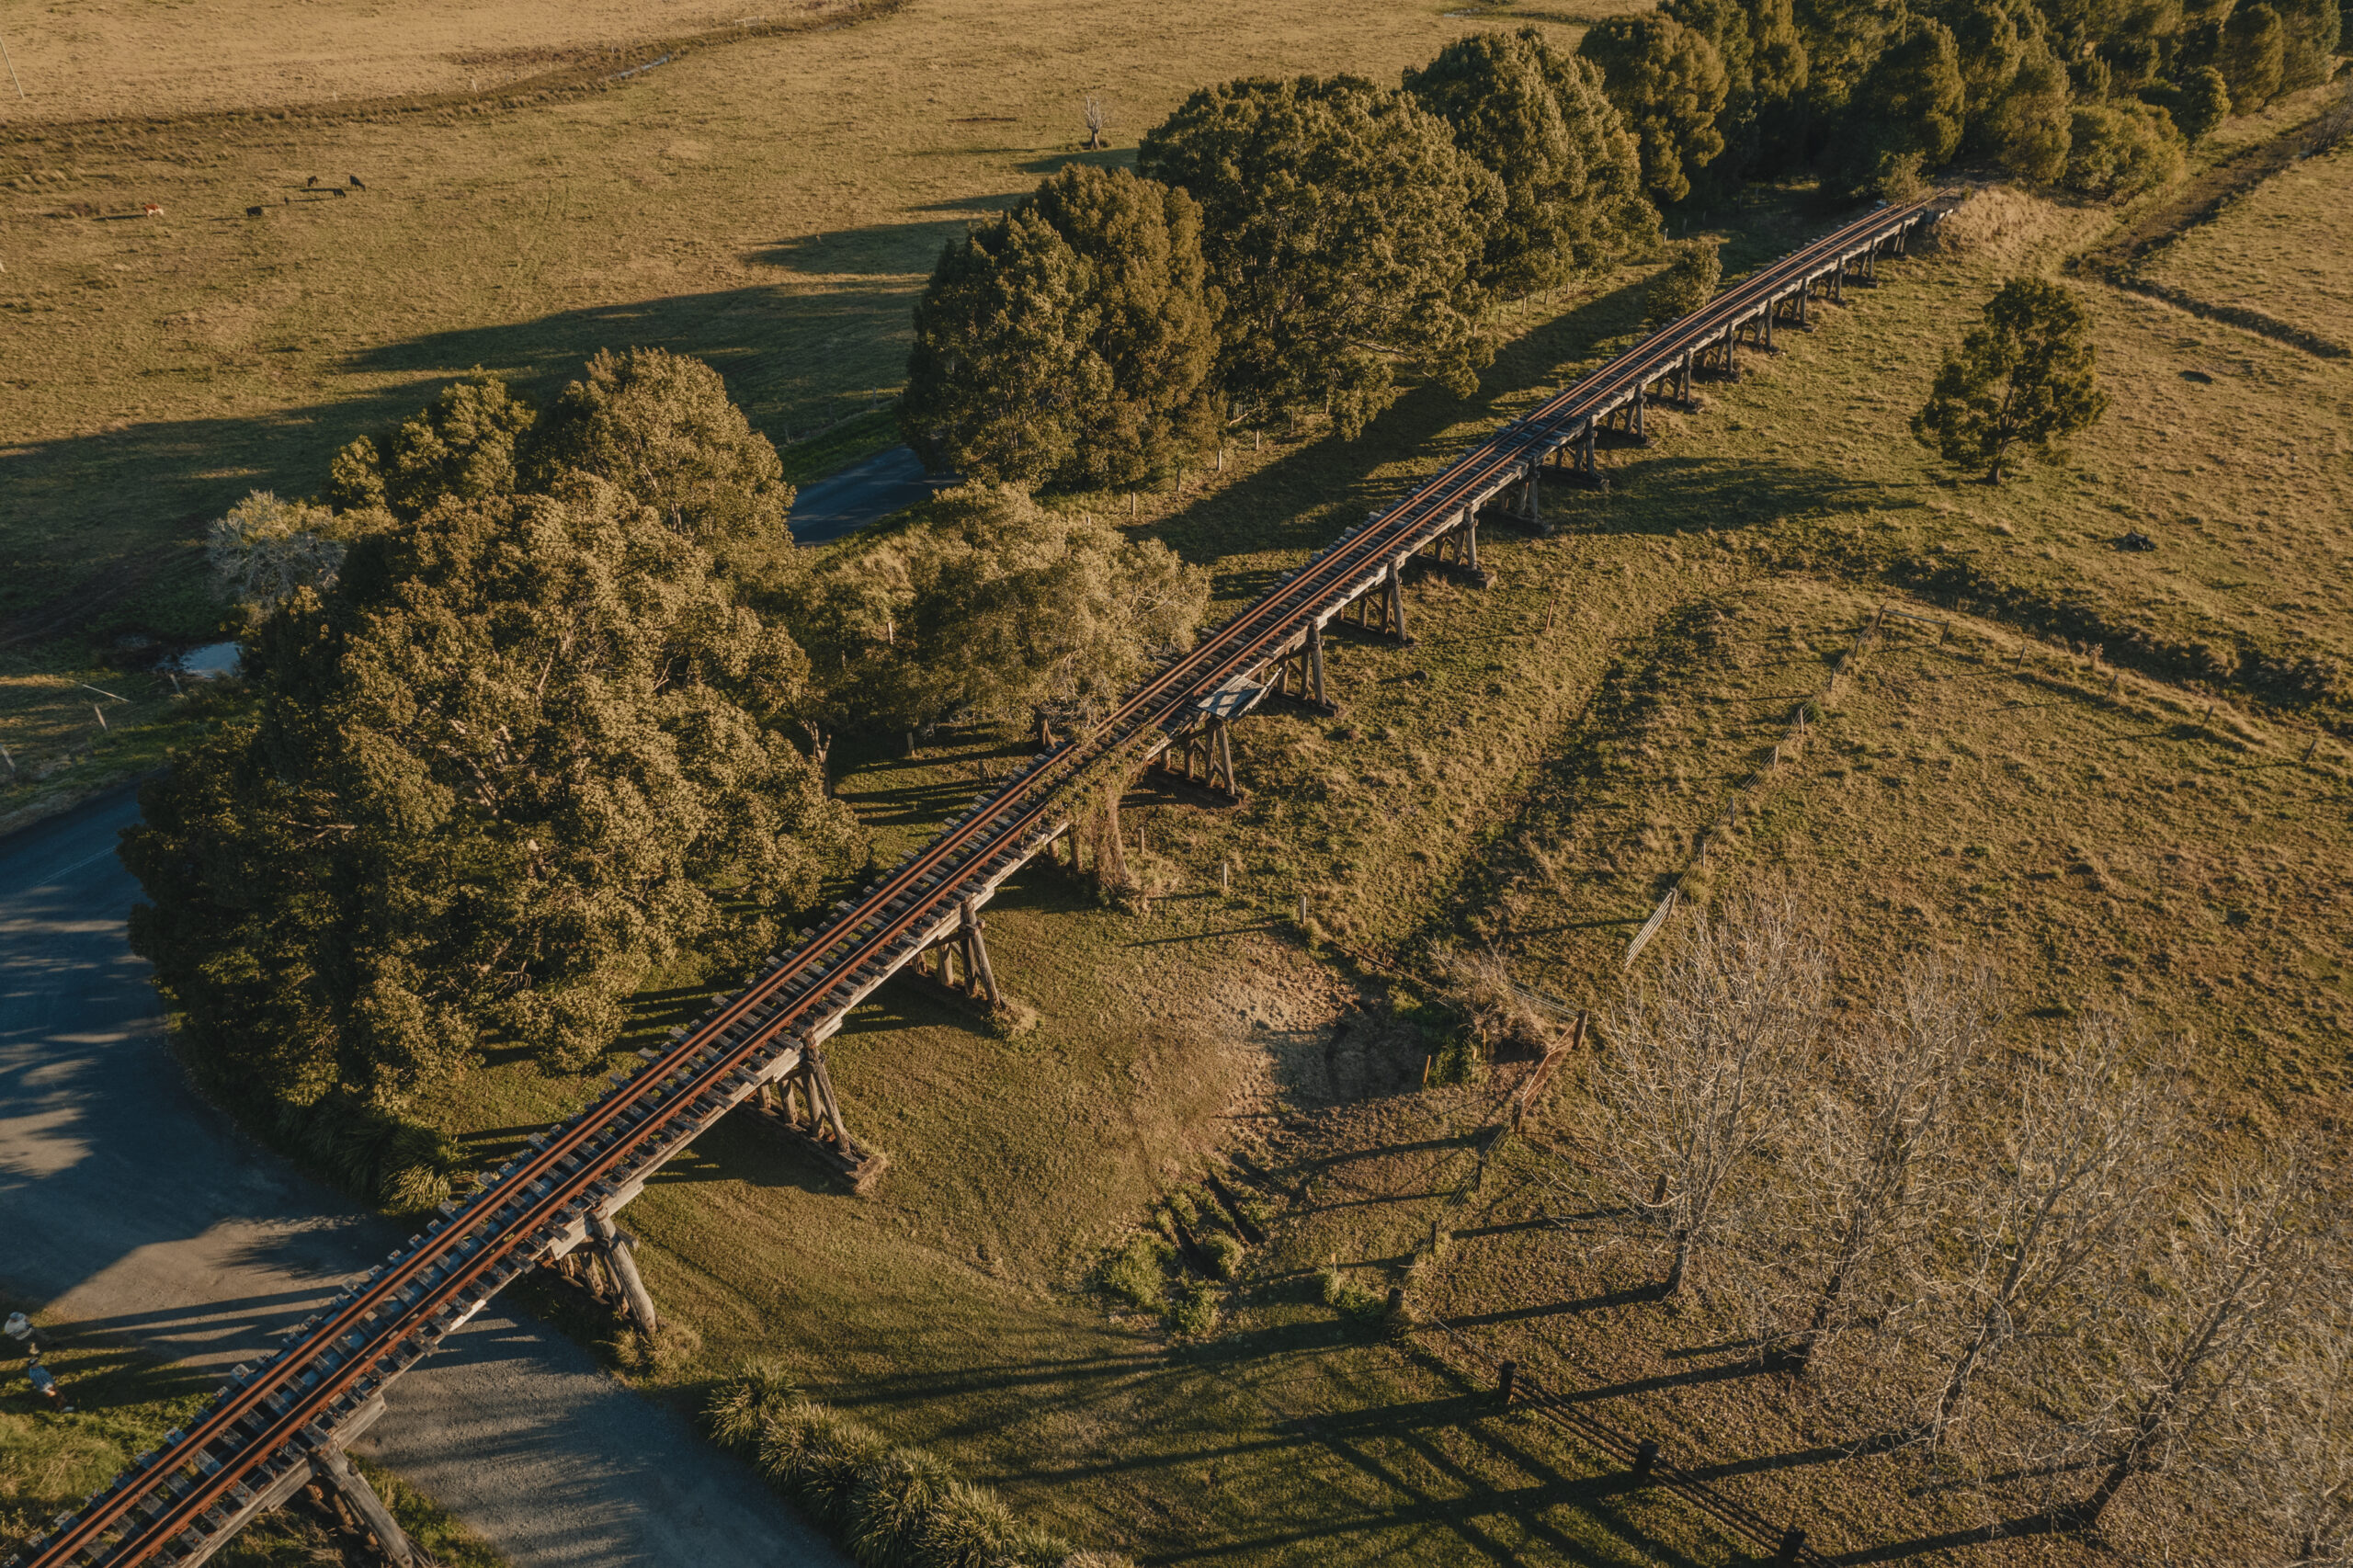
589,1213 -> 660,1334
302,1437 -> 415,1568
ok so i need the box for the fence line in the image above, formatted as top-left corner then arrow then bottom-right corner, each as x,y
1624,605 -> 1930,967
1423,1315 -> 1830,1566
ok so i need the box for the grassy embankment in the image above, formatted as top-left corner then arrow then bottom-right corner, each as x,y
0,1304 -> 505,1566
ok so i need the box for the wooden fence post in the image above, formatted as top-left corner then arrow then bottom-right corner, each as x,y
1632,1439 -> 1659,1481
1497,1360 -> 1518,1405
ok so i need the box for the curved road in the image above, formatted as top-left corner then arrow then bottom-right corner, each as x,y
0,789 -> 846,1568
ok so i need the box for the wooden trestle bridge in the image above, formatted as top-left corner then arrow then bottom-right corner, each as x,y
8,191 -> 1953,1568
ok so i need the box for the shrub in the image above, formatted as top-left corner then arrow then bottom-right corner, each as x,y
1321,1266 -> 1387,1318
708,1362 -> 797,1447
1167,1278 -> 1222,1336
1201,1232 -> 1246,1281
1098,1233 -> 1175,1312
1645,238 -> 1722,326
2062,101 -> 2185,199
909,1482 -> 1020,1568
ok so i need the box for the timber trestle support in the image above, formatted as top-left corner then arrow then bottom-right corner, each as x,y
741,1039 -> 889,1193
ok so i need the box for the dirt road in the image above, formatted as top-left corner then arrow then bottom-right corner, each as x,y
0,788 -> 846,1567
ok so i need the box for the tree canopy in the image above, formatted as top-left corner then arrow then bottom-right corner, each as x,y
130,369 -> 860,1109
1912,276 -> 2109,483
329,372 -> 535,522
1665,0 -> 1811,169
527,347 -> 799,592
1578,14 -> 1732,203
1402,29 -> 1656,299
1139,74 -> 1503,437
790,483 -> 1211,738
1849,17 -> 1968,182
900,165 -> 1222,492
2063,100 -> 2188,198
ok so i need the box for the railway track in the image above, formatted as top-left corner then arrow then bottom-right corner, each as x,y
9,191 -> 1953,1568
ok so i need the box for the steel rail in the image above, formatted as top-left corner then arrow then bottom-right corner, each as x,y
16,191 -> 1949,1568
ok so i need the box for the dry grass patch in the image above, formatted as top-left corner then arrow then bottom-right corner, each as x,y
2142,140 -> 2353,348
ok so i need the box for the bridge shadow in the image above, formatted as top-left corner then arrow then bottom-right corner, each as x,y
1136,273 -> 1658,579
1574,451 -> 1924,537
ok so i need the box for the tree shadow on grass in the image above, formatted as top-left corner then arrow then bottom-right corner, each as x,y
824,1314 -> 1714,1568
1563,451 -> 1927,538
2,267 -> 925,633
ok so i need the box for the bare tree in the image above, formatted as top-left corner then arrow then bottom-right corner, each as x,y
1084,94 -> 1108,150
1775,957 -> 1991,1373
2062,1146 -> 2335,1529
1596,893 -> 1827,1296
1916,1012 -> 2176,1447
2230,1297 -> 2353,1564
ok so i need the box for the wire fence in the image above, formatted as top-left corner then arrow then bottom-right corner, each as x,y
1624,602 -> 1940,968
1423,1314 -> 1831,1567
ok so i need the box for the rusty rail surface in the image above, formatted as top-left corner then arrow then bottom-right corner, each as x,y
9,191 -> 1953,1568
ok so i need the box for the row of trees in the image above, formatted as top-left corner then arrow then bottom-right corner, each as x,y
904,0 -> 2333,495
1535,896 -> 2350,1551
1597,0 -> 2342,204
136,353 -> 1205,1116
903,32 -> 1659,485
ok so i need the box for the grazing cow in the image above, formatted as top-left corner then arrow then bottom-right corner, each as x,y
141,203 -> 164,218
348,174 -> 366,189
246,205 -> 264,218
306,175 -> 319,188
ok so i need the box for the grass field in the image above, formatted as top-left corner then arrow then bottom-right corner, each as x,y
2142,140 -> 2353,348
2,0 -> 778,124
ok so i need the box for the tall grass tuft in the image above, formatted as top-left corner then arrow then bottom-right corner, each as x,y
706,1371 -> 1132,1568
847,1448 -> 954,1568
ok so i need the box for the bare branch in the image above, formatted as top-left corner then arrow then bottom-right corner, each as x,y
1915,1011 -> 2178,1449
1593,892 -> 1827,1296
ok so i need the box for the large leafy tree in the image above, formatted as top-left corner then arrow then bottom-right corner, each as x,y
129,415 -> 862,1109
1578,15 -> 1733,202
1139,74 -> 1503,437
792,483 -> 1211,736
1664,0 -> 1812,170
1912,277 -> 2109,483
2063,99 -> 2187,197
1851,16 -> 1968,175
2219,0 -> 2287,108
526,347 -> 799,593
329,372 -> 535,521
1403,29 -> 1656,299
1987,35 -> 2075,181
900,165 -> 1222,491
2275,0 -> 2341,89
